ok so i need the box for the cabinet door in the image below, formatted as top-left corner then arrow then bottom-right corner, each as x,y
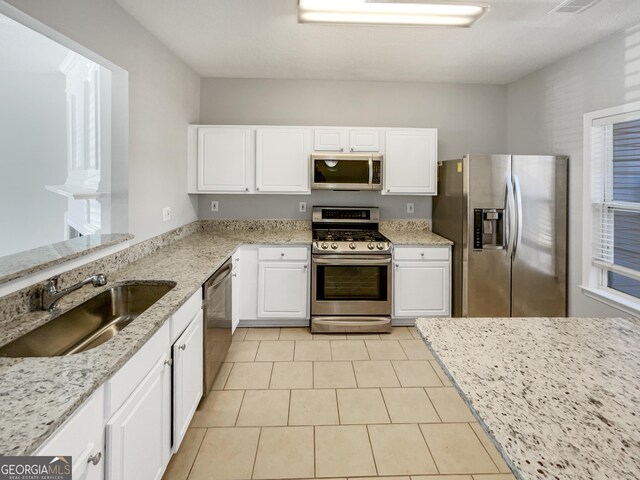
173,311 -> 204,452
198,127 -> 252,192
36,387 -> 105,480
256,128 -> 311,193
394,261 -> 450,317
385,129 -> 437,194
106,354 -> 171,480
349,129 -> 380,152
257,261 -> 309,318
314,128 -> 348,152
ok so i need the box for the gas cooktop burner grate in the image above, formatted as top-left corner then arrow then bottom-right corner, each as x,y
313,229 -> 389,243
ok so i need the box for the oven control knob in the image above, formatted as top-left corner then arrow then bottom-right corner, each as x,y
349,242 -> 356,250
321,242 -> 329,249
376,243 -> 384,250
367,243 -> 375,250
331,242 -> 338,250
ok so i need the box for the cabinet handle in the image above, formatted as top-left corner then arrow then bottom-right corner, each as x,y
87,452 -> 102,466
395,264 -> 399,268
280,253 -> 285,257
303,265 -> 308,269
232,273 -> 237,277
164,359 -> 173,366
339,147 -> 344,152
179,344 -> 186,350
350,147 -> 354,152
387,189 -> 390,192
245,187 -> 249,192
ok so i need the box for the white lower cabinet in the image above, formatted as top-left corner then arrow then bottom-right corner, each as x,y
172,310 -> 203,452
35,386 -> 105,480
106,353 -> 172,480
236,245 -> 310,326
393,246 -> 451,323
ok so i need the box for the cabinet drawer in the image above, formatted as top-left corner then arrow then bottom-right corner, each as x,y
258,247 -> 308,261
394,246 -> 450,261
171,289 -> 202,343
105,322 -> 170,419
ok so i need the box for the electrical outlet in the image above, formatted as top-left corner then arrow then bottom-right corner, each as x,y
407,203 -> 415,214
211,201 -> 219,212
299,202 -> 307,213
162,207 -> 171,222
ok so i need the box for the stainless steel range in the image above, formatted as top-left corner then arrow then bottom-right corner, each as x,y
311,206 -> 392,333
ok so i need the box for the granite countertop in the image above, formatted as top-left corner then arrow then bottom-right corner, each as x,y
416,316 -> 640,480
0,234 -> 133,286
379,220 -> 453,246
0,227 -> 310,456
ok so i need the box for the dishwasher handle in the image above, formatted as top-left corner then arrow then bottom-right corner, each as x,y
207,262 -> 232,289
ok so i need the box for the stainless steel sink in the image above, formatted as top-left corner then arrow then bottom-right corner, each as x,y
0,282 -> 176,358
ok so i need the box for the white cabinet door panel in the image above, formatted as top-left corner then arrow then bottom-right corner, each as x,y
257,262 -> 309,318
349,129 -> 380,152
106,355 -> 171,480
385,129 -> 437,195
394,261 -> 450,317
314,128 -> 348,152
256,128 -> 311,193
172,311 -> 203,452
198,127 -> 251,192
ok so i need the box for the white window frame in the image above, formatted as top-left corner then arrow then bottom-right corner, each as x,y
582,101 -> 640,317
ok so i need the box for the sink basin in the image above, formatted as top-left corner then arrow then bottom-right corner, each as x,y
0,282 -> 176,358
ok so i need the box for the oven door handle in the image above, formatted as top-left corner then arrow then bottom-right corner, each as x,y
313,256 -> 392,266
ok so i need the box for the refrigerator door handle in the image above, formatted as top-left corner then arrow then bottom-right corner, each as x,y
513,175 -> 523,258
505,175 -> 516,259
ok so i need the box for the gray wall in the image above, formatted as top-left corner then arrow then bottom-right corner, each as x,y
507,26 -> 637,317
5,0 -> 201,244
0,73 -> 67,256
198,78 -> 507,220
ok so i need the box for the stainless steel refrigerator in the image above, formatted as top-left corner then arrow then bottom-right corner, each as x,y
432,155 -> 568,317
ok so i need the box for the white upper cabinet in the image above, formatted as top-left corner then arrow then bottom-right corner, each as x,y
313,128 -> 380,152
197,127 -> 252,193
314,128 -> 349,152
384,129 -> 438,195
349,129 -> 380,152
256,128 -> 311,193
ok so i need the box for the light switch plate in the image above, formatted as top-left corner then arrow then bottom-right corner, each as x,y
211,201 -> 219,212
407,203 -> 415,214
299,202 -> 307,213
162,207 -> 171,222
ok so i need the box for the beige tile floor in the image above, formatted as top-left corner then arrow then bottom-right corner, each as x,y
163,327 -> 515,480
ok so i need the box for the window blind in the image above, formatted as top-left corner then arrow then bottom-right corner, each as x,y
592,117 -> 640,298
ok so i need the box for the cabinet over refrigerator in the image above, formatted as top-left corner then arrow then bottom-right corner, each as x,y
432,154 -> 568,317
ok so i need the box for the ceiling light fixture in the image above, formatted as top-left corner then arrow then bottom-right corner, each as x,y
298,0 -> 489,27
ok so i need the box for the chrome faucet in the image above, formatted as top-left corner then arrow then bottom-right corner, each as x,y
42,274 -> 107,311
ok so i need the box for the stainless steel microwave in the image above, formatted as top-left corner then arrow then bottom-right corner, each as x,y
311,153 -> 383,191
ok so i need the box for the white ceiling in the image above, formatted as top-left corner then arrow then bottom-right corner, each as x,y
115,0 -> 640,84
0,14 -> 70,73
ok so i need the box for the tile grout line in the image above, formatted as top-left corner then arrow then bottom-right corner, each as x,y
468,421 -> 508,474
250,426 -> 262,480
423,387 -> 444,423
184,427 -> 208,480
364,424 -> 380,477
417,422 -> 441,475
378,387 -> 394,424
234,390 -> 247,427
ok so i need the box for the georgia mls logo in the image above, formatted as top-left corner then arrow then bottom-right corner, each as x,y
0,455 -> 72,480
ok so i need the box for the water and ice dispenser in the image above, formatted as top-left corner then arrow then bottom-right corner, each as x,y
473,208 -> 504,250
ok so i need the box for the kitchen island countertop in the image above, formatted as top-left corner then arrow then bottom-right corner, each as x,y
416,316 -> 640,480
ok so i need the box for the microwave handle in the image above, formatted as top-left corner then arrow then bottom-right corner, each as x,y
368,157 -> 373,185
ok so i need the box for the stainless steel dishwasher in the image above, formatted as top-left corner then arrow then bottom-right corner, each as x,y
202,258 -> 232,396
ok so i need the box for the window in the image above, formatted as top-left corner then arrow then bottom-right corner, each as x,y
583,102 -> 640,314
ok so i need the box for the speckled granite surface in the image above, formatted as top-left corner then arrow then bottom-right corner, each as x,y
416,316 -> 640,480
379,221 -> 452,246
0,224 -> 311,456
0,234 -> 133,286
